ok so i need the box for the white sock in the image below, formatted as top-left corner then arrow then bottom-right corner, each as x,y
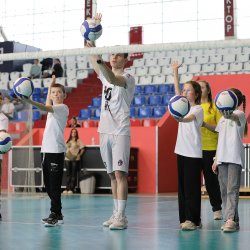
113,199 -> 118,211
117,200 -> 127,216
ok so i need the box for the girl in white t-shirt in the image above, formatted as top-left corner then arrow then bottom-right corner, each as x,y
172,62 -> 204,231
212,88 -> 247,232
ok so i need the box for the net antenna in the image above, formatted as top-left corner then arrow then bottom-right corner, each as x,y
0,26 -> 8,41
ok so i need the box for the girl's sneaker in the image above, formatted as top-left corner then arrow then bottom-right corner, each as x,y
181,220 -> 197,231
223,219 -> 239,232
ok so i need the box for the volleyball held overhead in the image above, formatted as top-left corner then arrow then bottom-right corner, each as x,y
0,131 -> 12,154
168,95 -> 190,119
80,18 -> 102,41
215,90 -> 238,113
13,77 -> 34,98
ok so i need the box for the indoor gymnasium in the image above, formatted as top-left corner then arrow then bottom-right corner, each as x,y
0,0 -> 250,249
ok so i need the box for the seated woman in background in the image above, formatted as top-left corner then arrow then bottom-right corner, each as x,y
63,128 -> 85,194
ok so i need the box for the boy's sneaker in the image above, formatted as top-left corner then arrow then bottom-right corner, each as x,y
103,210 -> 117,227
0,213 -> 2,220
109,213 -> 128,230
223,219 -> 239,232
181,220 -> 197,231
213,210 -> 223,220
41,212 -> 64,225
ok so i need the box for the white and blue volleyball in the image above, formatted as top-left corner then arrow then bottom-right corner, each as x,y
0,131 -> 12,154
13,77 -> 34,98
168,95 -> 190,119
80,19 -> 102,41
215,90 -> 238,113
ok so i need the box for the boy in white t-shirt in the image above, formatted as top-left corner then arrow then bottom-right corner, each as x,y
0,113 -> 9,220
22,76 -> 69,227
86,14 -> 135,230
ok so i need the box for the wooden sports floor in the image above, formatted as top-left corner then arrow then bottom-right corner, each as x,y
0,193 -> 250,250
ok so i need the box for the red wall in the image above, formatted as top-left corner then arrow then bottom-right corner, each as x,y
14,127 -> 157,194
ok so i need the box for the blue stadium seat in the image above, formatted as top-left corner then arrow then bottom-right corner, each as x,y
157,84 -> 172,94
32,88 -> 42,97
79,108 -> 90,120
144,85 -> 157,95
162,94 -> 174,106
133,95 -> 146,106
134,85 -> 144,95
130,107 -> 137,118
93,108 -> 101,120
137,106 -> 152,118
32,96 -> 41,103
32,110 -> 41,121
148,95 -> 162,106
92,97 -> 102,107
43,87 -> 48,96
153,106 -> 167,118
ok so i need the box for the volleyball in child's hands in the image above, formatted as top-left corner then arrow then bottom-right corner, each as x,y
215,90 -> 238,113
0,131 -> 12,154
13,77 -> 34,98
168,95 -> 190,119
80,19 -> 102,41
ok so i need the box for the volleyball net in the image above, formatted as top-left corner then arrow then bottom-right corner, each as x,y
2,38 -> 250,190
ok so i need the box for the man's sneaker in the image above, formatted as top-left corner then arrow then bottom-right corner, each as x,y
62,190 -> 68,195
103,210 -> 117,227
181,220 -> 197,231
41,213 -> 64,225
213,210 -> 223,220
67,190 -> 73,194
109,213 -> 128,230
0,213 -> 2,221
223,219 -> 239,232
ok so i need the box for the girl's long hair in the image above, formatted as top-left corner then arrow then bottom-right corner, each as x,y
66,128 -> 79,143
185,80 -> 202,105
229,88 -> 248,136
199,80 -> 213,113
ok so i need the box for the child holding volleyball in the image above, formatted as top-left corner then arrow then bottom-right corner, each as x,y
21,75 -> 69,226
212,88 -> 247,232
172,62 -> 204,231
86,13 -> 135,230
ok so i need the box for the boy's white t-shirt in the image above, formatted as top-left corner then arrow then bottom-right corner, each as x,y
98,72 -> 135,136
41,104 -> 69,153
215,110 -> 246,166
174,105 -> 204,158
